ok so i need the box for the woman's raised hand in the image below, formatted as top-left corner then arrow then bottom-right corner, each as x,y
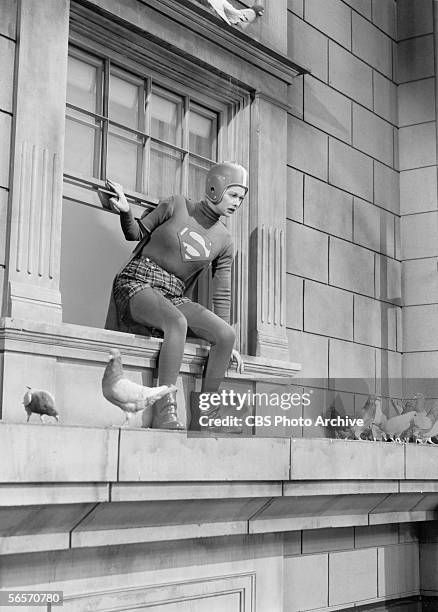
106,179 -> 130,213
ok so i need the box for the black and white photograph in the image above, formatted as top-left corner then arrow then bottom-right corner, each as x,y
0,0 -> 437,610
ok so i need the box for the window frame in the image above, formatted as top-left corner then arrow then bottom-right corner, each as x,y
64,42 -> 228,207
65,13 -> 252,351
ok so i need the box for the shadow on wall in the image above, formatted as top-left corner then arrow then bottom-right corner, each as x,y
60,199 -> 133,328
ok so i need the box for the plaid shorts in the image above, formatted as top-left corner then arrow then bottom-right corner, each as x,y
113,256 -> 190,324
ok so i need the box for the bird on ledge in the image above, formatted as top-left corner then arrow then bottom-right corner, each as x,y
102,348 -> 176,427
23,387 -> 59,423
202,0 -> 264,28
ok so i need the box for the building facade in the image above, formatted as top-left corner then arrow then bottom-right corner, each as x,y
1,0 -> 438,610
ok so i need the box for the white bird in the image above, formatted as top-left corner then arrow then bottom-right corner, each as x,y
206,0 -> 264,28
23,387 -> 59,423
102,349 -> 176,427
382,411 -> 417,443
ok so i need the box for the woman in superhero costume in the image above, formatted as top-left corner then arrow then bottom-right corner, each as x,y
105,162 -> 247,431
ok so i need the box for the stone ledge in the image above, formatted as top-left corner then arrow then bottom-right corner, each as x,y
290,438 -> 405,480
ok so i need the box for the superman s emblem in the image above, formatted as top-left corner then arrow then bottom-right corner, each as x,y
178,227 -> 212,262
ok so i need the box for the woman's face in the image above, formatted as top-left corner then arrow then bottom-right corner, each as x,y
211,185 -> 247,217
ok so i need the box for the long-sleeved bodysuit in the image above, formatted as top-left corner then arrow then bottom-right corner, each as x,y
120,195 -> 233,323
107,195 -> 236,389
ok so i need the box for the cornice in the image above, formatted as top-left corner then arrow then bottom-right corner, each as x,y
149,0 -> 310,83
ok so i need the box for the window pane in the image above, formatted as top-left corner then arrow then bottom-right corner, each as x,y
189,109 -> 216,159
107,131 -> 142,191
109,73 -> 141,130
149,143 -> 182,198
67,55 -> 100,113
65,116 -> 100,177
151,91 -> 182,146
189,158 -> 213,201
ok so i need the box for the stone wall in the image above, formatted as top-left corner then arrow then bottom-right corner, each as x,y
398,0 -> 438,388
0,1 -> 16,312
286,0 -> 401,422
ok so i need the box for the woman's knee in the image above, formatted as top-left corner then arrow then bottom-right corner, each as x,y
164,310 -> 187,336
213,321 -> 236,349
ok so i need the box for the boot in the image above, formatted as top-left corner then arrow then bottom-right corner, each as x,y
151,391 -> 184,430
189,391 -> 243,435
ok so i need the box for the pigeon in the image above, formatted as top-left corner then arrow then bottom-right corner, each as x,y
23,387 -> 59,423
205,0 -> 264,28
102,349 -> 176,426
381,411 -> 417,443
417,419 -> 438,445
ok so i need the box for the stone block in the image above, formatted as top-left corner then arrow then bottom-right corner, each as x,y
284,554 -> 328,611
290,439 -> 404,480
378,543 -> 420,596
397,0 -> 433,40
399,123 -> 436,171
343,0 -> 371,18
329,41 -> 373,108
403,352 -> 438,382
398,36 -> 434,83
399,524 -> 419,543
403,305 -> 438,352
287,115 -> 328,180
0,188 -> 7,265
399,79 -> 435,127
118,430 -> 290,481
287,329 -> 328,379
354,198 -> 395,257
288,74 -> 303,119
329,237 -> 375,297
287,0 -> 303,17
329,139 -> 373,201
400,167 -> 437,215
305,0 -> 351,48
0,423 -> 118,482
402,259 -> 438,306
286,274 -> 303,330
329,338 -> 375,384
401,212 -> 438,260
0,111 -> 11,189
284,530 -> 301,554
420,543 -> 438,590
56,359 -> 154,428
0,37 -> 14,113
375,349 -> 402,397
286,221 -> 328,282
304,76 -> 352,143
352,13 -> 392,77
354,295 -> 396,350
0,1 -> 16,39
288,13 -> 328,81
373,71 -> 397,125
372,0 -> 396,39
374,161 -> 399,215
355,524 -> 399,548
287,166 -> 304,222
303,527 -> 354,553
353,105 -> 394,167
304,175 -> 353,241
304,280 -> 353,340
329,548 -> 378,605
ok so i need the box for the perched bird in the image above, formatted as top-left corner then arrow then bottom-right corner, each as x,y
371,396 -> 388,441
102,349 -> 175,426
205,0 -> 264,28
417,419 -> 438,445
381,411 -> 417,443
23,387 -> 59,423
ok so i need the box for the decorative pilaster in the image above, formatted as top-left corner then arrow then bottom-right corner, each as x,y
4,0 -> 69,322
248,93 -> 290,360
